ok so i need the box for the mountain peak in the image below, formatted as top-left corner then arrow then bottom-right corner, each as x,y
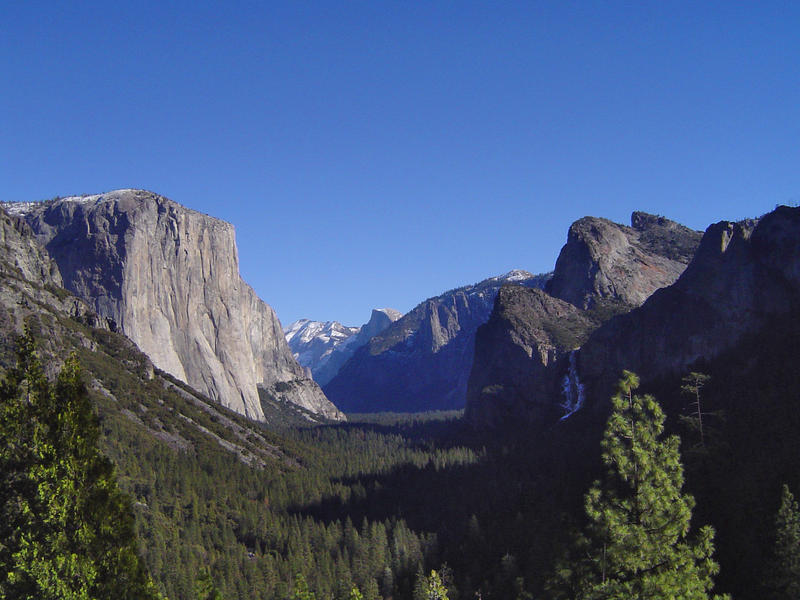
284,308 -> 402,387
546,212 -> 702,310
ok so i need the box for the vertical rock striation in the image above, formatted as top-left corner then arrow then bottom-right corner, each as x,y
324,270 -> 550,412
10,190 -> 342,422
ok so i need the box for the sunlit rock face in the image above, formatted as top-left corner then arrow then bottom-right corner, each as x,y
284,308 -> 402,387
11,189 -> 342,422
578,207 -> 800,400
547,212 -> 702,310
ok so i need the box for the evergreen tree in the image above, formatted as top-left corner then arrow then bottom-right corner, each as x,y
348,584 -> 364,600
413,569 -> 449,600
680,372 -> 711,448
769,484 -> 800,599
292,572 -> 316,600
195,567 -> 224,600
549,371 -> 726,599
0,329 -> 161,599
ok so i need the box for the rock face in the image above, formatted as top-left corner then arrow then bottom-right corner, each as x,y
467,212 -> 701,427
0,207 -> 63,288
0,207 -> 110,372
467,206 -> 800,428
324,270 -> 550,412
577,206 -> 800,402
465,286 -> 599,427
546,212 -> 702,309
285,308 -> 402,386
9,190 -> 342,422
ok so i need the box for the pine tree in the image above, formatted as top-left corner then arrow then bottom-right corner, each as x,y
770,484 -> 800,599
413,569 -> 449,600
549,371 -> 727,599
195,566 -> 224,600
680,372 -> 712,448
293,572 -> 316,600
0,329 -> 161,599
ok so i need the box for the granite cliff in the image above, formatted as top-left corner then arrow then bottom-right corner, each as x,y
324,270 -> 550,412
465,286 -> 599,427
0,207 -> 110,369
466,212 -> 702,425
7,190 -> 342,422
546,211 -> 702,310
577,206 -> 800,402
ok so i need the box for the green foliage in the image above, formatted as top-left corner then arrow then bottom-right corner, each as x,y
348,584 -> 364,600
680,371 -> 712,448
549,371 -> 726,599
293,572 -> 316,600
769,484 -> 800,599
0,328 -> 160,599
194,567 -> 223,600
413,569 -> 449,600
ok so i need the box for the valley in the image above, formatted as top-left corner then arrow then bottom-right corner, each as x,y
1,193 -> 798,599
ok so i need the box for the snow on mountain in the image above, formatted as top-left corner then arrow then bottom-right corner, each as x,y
284,320 -> 359,370
284,309 -> 402,386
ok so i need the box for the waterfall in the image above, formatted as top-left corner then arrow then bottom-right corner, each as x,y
560,350 -> 585,420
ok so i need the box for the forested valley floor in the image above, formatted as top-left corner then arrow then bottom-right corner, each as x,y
4,312 -> 800,599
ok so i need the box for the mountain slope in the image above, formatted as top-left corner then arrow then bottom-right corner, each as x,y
285,308 -> 402,386
577,206 -> 800,405
285,319 -> 360,378
324,270 -> 550,412
0,204 -> 373,599
466,212 -> 702,426
7,190 -> 342,422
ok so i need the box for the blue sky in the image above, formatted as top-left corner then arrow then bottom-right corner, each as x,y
2,2 -> 798,326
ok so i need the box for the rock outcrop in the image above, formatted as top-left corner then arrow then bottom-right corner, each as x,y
0,207 -> 63,288
324,270 -> 550,412
0,207 -> 109,356
467,212 -> 702,427
285,319 -> 361,383
577,206 -> 800,402
467,206 -> 800,428
465,286 -> 599,427
286,308 -> 403,386
546,212 -> 702,310
8,190 -> 342,422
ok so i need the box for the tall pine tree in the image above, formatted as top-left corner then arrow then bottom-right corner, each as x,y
769,484 -> 800,599
549,371 -> 727,599
0,328 -> 161,599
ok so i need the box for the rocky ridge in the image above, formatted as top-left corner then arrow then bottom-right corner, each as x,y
285,319 -> 360,381
465,286 -> 599,427
466,212 -> 702,425
546,211 -> 702,309
577,206 -> 800,402
324,270 -> 550,412
7,190 -> 343,422
285,308 -> 403,386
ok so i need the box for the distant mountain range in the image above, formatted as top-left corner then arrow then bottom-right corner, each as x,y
323,270 -> 551,412
284,308 -> 402,386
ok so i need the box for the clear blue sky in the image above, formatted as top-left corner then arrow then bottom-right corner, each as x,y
2,2 -> 798,326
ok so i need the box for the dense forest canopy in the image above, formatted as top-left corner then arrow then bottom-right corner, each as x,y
5,314 -> 800,600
